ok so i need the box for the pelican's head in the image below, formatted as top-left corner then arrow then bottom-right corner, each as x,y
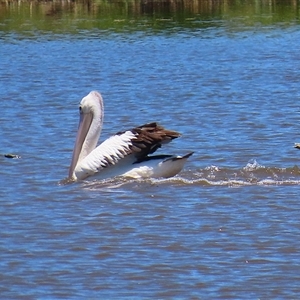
79,91 -> 102,114
68,91 -> 104,179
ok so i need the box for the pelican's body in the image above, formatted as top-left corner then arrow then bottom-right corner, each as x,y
68,91 -> 193,181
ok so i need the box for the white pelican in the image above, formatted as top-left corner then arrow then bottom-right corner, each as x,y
68,91 -> 193,181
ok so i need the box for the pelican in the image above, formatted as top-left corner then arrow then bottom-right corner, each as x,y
68,91 -> 193,181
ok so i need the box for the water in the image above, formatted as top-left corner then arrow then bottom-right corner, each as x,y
1,9 -> 300,298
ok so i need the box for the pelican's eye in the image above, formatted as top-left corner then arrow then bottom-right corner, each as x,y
79,105 -> 82,112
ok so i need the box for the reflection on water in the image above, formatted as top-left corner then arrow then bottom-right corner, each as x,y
0,0 -> 299,34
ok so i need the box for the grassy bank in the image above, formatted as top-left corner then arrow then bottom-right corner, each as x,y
0,0 -> 299,34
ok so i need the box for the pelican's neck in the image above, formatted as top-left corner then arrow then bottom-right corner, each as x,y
78,117 -> 101,164
69,91 -> 104,179
78,95 -> 104,163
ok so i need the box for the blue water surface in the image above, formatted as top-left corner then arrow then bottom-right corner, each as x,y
1,25 -> 300,298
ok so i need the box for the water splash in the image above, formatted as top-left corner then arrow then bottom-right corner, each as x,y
243,159 -> 264,171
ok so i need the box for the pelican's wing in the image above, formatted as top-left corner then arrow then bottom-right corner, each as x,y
128,122 -> 181,161
74,122 -> 180,179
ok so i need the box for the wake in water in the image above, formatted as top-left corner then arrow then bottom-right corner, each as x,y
77,159 -> 300,189
189,159 -> 300,187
